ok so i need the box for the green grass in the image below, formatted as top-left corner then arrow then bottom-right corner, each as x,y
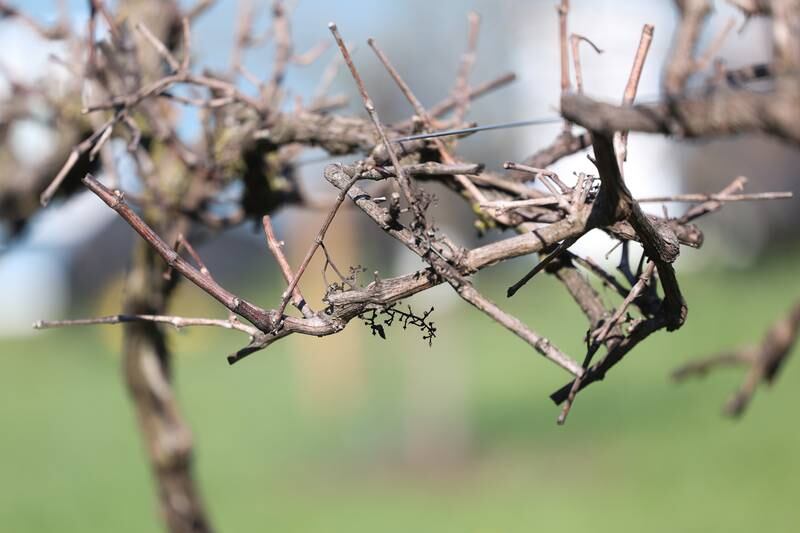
1,251 -> 799,532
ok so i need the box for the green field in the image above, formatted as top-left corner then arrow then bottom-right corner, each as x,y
1,250 -> 799,532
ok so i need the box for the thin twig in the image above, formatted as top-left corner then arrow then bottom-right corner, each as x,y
136,21 -> 181,72
503,161 -> 572,210
0,1 -> 70,39
426,72 -> 516,120
164,233 -> 211,281
679,176 -> 748,223
180,17 -> 192,72
34,314 -> 258,336
673,299 -> 800,417
695,16 -> 736,72
507,237 -> 579,298
616,24 -> 655,171
452,11 -> 481,123
185,0 -> 215,21
558,0 -> 571,96
640,191 -> 792,203
368,38 -> 489,208
275,172 -> 360,319
291,40 -> 330,65
41,114 -> 120,206
481,189 -> 791,213
453,281 -> 584,377
329,23 -> 421,222
594,261 -> 656,345
570,34 -> 603,94
262,215 -> 314,318
82,174 -> 277,332
572,253 -> 630,299
265,1 -> 292,107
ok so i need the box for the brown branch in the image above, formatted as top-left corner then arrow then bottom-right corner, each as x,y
724,62 -> 774,86
503,162 -> 572,207
452,11 -> 481,123
506,237 -> 579,297
367,38 -> 490,207
558,0 -> 571,97
136,21 -> 182,73
275,171 -> 359,319
589,131 -> 686,328
623,24 -> 655,104
185,0 -> 215,21
82,160 -> 593,375
40,114 -> 119,206
679,176 -> 747,222
594,262 -> 656,346
665,0 -> 711,96
322,162 -> 585,376
555,261 -> 656,425
34,313 -> 258,336
518,130 -> 592,172
425,72 -> 516,120
571,253 -> 630,300
164,233 -> 211,282
463,212 -> 589,271
82,174 -> 277,332
328,23 -> 420,219
481,190 -> 790,213
695,17 -> 736,72
262,215 -> 314,318
727,0 -> 773,17
384,162 -> 483,177
265,1 -> 292,107
673,351 -> 747,379
452,280 -> 584,376
560,83 -> 800,144
291,40 -> 330,65
673,298 -> 800,416
616,23 -> 654,171
547,254 -> 609,326
0,1 -> 70,39
769,0 -> 800,72
470,173 -> 552,201
570,34 -> 604,94
551,314 -> 670,404
83,70 -> 264,114
642,191 -> 792,203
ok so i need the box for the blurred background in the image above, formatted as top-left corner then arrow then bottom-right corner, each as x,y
1,0 -> 798,531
